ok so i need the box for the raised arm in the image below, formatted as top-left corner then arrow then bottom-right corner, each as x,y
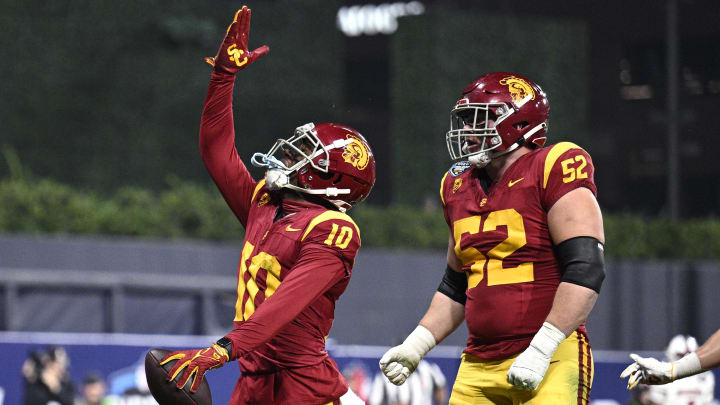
199,6 -> 269,226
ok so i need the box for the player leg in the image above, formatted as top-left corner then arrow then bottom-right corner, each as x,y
514,331 -> 594,405
448,353 -> 513,405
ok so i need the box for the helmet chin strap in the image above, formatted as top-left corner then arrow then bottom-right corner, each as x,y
468,152 -> 491,168
265,168 -> 350,195
468,122 -> 547,168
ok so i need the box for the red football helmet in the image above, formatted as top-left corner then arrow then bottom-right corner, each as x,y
446,72 -> 549,167
251,122 -> 376,211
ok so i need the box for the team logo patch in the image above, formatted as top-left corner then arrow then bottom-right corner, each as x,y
258,193 -> 270,207
480,198 -> 487,207
500,76 -> 535,104
342,135 -> 370,170
452,178 -> 462,193
227,44 -> 248,67
449,160 -> 472,177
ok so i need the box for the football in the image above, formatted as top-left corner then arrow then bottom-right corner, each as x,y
144,348 -> 212,405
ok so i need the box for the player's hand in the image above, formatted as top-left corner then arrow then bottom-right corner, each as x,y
507,344 -> 552,390
620,354 -> 674,389
160,344 -> 229,392
379,326 -> 436,386
206,6 -> 269,75
379,343 -> 423,386
507,322 -> 565,390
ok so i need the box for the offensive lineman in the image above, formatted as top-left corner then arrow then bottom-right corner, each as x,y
380,73 -> 606,404
158,7 -> 374,404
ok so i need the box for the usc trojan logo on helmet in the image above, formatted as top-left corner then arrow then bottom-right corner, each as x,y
499,76 -> 535,104
342,135 -> 370,170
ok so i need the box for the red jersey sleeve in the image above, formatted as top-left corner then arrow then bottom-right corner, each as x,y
224,212 -> 361,359
199,72 -> 258,227
298,211 -> 361,270
225,245 -> 347,360
539,142 -> 598,210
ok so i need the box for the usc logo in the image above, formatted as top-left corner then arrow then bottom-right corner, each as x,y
342,135 -> 370,170
452,178 -> 462,193
258,193 -> 270,207
227,44 -> 248,67
499,76 -> 535,103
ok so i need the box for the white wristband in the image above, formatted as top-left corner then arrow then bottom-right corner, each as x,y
530,322 -> 567,358
404,325 -> 437,357
673,352 -> 703,380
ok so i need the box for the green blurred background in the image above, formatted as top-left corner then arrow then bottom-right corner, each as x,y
2,0 -> 720,256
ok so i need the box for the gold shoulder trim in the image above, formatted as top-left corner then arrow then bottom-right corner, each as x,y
440,172 -> 449,205
251,180 -> 266,203
302,211 -> 360,241
543,142 -> 585,189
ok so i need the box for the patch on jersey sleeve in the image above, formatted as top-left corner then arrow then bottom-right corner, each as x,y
449,160 -> 472,177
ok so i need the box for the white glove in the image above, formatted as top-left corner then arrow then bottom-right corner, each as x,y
619,352 -> 702,389
339,387 -> 365,405
507,322 -> 566,390
379,325 -> 436,386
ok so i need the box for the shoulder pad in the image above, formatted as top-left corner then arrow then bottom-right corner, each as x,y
448,160 -> 472,177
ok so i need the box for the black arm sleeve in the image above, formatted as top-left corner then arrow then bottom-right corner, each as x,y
556,236 -> 606,293
437,265 -> 467,305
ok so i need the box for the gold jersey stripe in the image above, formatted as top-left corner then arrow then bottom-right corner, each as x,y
302,211 -> 360,242
234,241 -> 255,321
577,332 -> 592,405
251,179 -> 266,203
543,142 -> 586,189
440,172 -> 449,205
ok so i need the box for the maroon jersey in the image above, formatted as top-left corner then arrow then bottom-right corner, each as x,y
440,142 -> 597,360
199,71 -> 360,402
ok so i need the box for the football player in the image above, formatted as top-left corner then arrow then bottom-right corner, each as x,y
158,6 -> 374,405
379,72 -> 605,404
621,329 -> 720,391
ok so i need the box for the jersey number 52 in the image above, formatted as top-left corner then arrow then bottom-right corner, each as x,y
452,209 -> 533,289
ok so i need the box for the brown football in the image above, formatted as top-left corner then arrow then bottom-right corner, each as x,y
144,348 -> 212,405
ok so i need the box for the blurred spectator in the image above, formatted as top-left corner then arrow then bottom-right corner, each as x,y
401,360 -> 446,405
369,360 -> 446,405
342,362 -> 372,403
75,373 -> 111,405
22,346 -> 75,405
369,369 -> 403,405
